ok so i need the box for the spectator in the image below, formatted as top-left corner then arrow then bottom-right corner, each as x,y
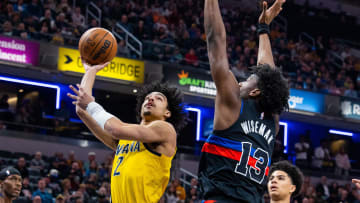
169,48 -> 183,63
184,48 -> 198,66
344,82 -> 358,98
32,179 -> 53,203
335,147 -> 351,177
32,195 -> 42,203
55,194 -> 65,203
71,7 -> 85,30
312,139 -> 332,169
20,177 -> 32,200
30,151 -> 46,172
172,178 -> 186,201
15,157 -> 29,178
27,0 -> 43,21
68,162 -> 83,190
60,178 -> 72,202
85,160 -> 98,178
2,20 -> 13,36
165,184 -> 178,203
118,40 -> 131,58
316,176 -> 330,200
295,135 -> 310,168
47,169 -> 62,197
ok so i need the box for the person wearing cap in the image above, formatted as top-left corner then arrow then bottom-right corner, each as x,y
55,194 -> 65,203
0,167 -> 22,203
83,152 -> 97,173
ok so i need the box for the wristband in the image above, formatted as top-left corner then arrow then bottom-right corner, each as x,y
86,101 -> 114,129
257,23 -> 270,36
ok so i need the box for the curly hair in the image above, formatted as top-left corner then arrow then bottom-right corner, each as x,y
268,161 -> 304,197
250,64 -> 289,114
135,82 -> 187,133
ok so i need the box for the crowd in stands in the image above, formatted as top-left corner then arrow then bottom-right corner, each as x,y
2,149 -> 360,203
0,150 -> 113,203
0,0 -> 360,99
294,133 -> 355,180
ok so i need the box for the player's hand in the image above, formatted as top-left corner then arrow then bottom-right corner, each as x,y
82,58 -> 110,73
352,179 -> 360,189
67,84 -> 95,110
258,0 -> 286,25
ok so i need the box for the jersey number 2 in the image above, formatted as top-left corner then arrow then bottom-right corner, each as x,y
234,142 -> 269,184
113,156 -> 124,176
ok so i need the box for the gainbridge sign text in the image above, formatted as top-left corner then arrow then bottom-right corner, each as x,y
58,47 -> 144,83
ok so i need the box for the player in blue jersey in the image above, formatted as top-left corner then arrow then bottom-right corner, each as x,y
198,0 -> 289,202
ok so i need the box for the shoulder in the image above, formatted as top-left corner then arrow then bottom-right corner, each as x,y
148,120 -> 176,137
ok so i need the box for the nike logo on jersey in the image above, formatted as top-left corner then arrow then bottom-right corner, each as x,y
240,120 -> 274,145
115,141 -> 140,155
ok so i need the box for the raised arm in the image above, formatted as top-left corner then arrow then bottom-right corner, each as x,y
67,61 -> 119,150
205,0 -> 240,104
257,0 -> 285,134
257,0 -> 285,68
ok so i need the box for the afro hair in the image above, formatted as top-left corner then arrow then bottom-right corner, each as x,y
135,82 -> 187,133
250,64 -> 289,114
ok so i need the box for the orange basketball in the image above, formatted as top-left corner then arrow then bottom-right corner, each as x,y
78,27 -> 118,65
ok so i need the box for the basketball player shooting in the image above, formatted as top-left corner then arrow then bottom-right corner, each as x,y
198,0 -> 289,202
67,60 -> 187,202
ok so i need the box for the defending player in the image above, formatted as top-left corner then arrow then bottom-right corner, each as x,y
198,0 -> 289,202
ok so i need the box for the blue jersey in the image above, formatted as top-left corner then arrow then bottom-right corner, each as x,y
198,99 -> 276,203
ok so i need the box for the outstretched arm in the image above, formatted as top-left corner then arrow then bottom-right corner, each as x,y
257,0 -> 285,68
257,0 -> 285,134
205,0 -> 240,104
68,61 -> 118,150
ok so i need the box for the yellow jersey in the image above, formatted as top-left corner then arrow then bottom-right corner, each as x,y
110,140 -> 174,203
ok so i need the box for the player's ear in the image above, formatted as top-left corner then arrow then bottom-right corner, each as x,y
289,184 -> 296,194
164,110 -> 171,119
249,88 -> 261,97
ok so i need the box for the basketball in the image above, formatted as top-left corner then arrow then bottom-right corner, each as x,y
78,27 -> 118,65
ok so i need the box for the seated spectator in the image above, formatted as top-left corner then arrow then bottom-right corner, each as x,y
1,20 -> 13,36
55,194 -> 65,203
344,82 -> 358,98
15,157 -> 29,178
30,151 -> 46,172
118,40 -> 131,58
184,48 -> 198,67
165,184 -> 179,203
335,147 -> 351,177
316,176 -> 330,201
20,177 -> 32,200
172,178 -> 186,202
61,178 -> 72,202
47,169 -> 62,197
32,179 -> 53,203
68,162 -> 83,190
295,135 -> 310,168
32,195 -> 42,203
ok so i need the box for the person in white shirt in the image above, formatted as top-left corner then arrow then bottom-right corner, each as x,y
312,139 -> 331,169
335,147 -> 351,177
294,135 -> 310,168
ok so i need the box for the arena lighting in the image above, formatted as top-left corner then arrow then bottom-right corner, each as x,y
0,75 -> 61,109
329,129 -> 353,137
279,121 -> 288,153
185,107 -> 201,141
